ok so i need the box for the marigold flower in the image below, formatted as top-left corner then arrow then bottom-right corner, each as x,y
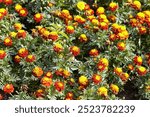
9,32 -> 17,38
61,9 -> 70,19
0,8 -> 7,16
65,26 -> 74,34
0,50 -> 6,59
53,43 -> 63,53
3,0 -> 13,5
14,23 -> 22,30
92,74 -> 102,84
98,58 -> 109,67
91,19 -> 99,26
45,71 -> 53,78
79,34 -> 88,42
41,76 -> 53,87
117,42 -> 126,51
70,46 -> 80,56
110,84 -> 119,94
63,69 -> 71,78
114,67 -> 123,76
109,34 -> 117,41
18,48 -> 28,58
32,66 -> 44,78
131,1 -> 141,10
54,81 -> 65,92
34,13 -> 43,23
138,26 -> 147,34
109,2 -> 118,12
97,87 -> 108,97
17,30 -> 27,38
137,66 -> 147,76
49,31 -> 58,41
35,89 -> 44,98
77,1 -> 86,11
99,22 -> 108,30
65,92 -> 73,100
3,37 -> 13,46
55,68 -> 63,76
79,75 -> 88,86
85,9 -> 94,16
3,84 -> 14,94
14,55 -> 21,63
134,56 -> 142,66
26,55 -> 36,63
89,49 -> 99,57
120,72 -> 129,81
128,64 -> 134,71
15,4 -> 23,12
96,7 -> 105,15
18,8 -> 28,17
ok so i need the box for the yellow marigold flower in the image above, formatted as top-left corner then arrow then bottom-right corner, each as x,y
110,84 -> 119,94
79,75 -> 88,86
97,87 -> 108,97
15,4 -> 23,12
77,1 -> 86,11
96,7 -> 105,15
9,32 -> 17,38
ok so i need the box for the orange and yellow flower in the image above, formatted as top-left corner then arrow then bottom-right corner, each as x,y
3,84 -> 14,94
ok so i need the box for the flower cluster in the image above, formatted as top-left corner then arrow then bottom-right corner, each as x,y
0,0 -> 150,100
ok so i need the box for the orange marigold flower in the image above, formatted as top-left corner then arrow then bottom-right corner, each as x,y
0,13 -> 4,20
99,22 -> 108,30
79,75 -> 88,86
41,76 -> 53,87
120,72 -> 129,81
25,55 -> 36,63
70,46 -> 80,56
134,56 -> 142,66
17,30 -> 27,39
0,50 -> 6,59
128,64 -> 134,71
63,69 -> 71,78
53,43 -> 63,53
137,66 -> 147,76
131,1 -> 141,10
45,71 -> 53,78
79,34 -> 88,42
34,13 -> 43,23
0,8 -> 7,16
92,74 -> 102,84
3,37 -> 13,46
114,67 -> 123,76
55,68 -> 63,76
96,7 -> 105,15
138,26 -> 147,35
97,87 -> 108,97
15,4 -> 23,12
3,84 -> 14,94
77,1 -> 86,11
35,89 -> 44,98
3,0 -> 13,5
49,31 -> 58,41
65,26 -> 75,34
89,49 -> 99,57
18,8 -> 28,17
14,23 -> 22,30
61,9 -> 70,19
109,2 -> 118,12
98,58 -> 109,67
32,66 -> 44,78
18,48 -> 28,58
117,42 -> 126,51
14,55 -> 21,63
54,81 -> 65,92
110,84 -> 119,94
65,92 -> 73,100
109,34 -> 117,41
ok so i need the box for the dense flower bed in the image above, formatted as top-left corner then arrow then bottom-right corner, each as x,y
0,0 -> 150,100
